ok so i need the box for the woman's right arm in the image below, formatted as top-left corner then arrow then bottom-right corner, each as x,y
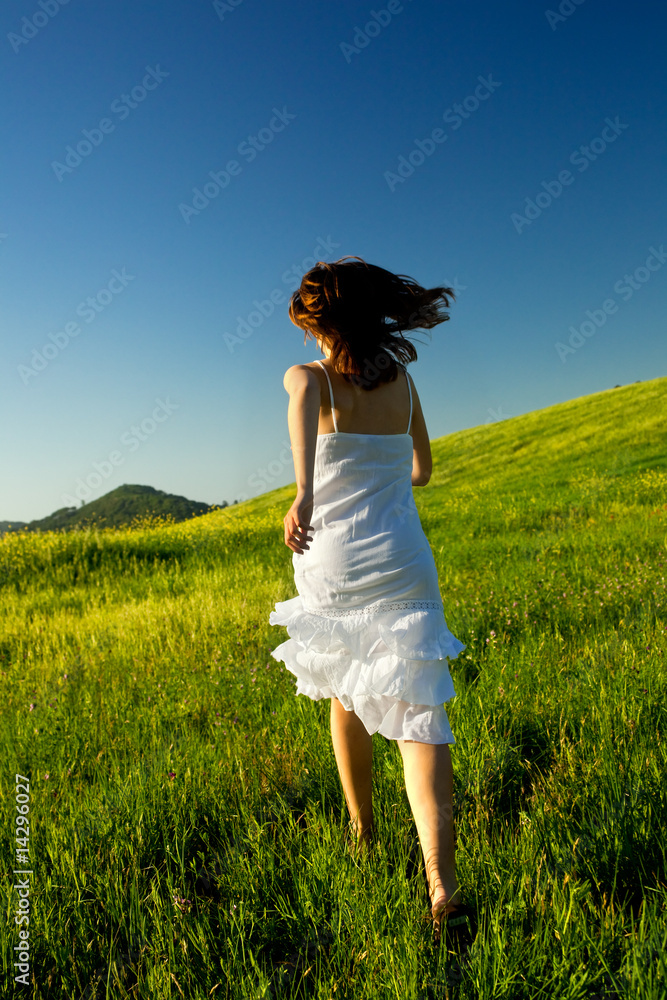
407,373 -> 433,486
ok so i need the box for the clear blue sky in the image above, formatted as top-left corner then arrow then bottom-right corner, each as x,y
2,0 -> 665,521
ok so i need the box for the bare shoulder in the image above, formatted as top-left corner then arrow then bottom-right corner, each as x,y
283,364 -> 320,392
404,368 -> 429,434
404,368 -> 420,400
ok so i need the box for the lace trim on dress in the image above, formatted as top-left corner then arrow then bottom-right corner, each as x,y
302,599 -> 443,617
269,593 -> 463,741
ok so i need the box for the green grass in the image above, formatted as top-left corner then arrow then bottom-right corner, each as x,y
2,376 -> 666,999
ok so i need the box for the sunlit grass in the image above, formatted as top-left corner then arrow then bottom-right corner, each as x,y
1,376 -> 666,998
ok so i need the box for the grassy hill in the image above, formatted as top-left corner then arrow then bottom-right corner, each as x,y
1,376 -> 666,998
0,482 -> 230,536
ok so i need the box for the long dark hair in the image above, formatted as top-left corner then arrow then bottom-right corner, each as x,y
288,256 -> 455,389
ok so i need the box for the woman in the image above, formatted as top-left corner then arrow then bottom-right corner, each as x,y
269,256 -> 476,950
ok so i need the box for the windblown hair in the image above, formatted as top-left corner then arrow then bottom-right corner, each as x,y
288,256 -> 455,389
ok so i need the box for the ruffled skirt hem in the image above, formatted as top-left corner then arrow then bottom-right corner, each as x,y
269,596 -> 465,744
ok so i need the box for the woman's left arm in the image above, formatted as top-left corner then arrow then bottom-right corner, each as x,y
282,365 -> 320,554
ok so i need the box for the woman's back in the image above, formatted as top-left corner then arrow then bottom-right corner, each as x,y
307,360 -> 413,436
305,360 -> 432,484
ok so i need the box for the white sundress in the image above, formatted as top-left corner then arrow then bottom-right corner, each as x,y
269,361 -> 465,744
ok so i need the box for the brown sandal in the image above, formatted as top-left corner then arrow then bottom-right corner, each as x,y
432,901 -> 478,952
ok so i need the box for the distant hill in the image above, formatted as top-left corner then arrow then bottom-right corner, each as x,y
0,484 -> 232,535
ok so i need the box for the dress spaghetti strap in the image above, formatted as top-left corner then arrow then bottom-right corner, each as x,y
405,369 -> 413,435
315,360 -> 338,432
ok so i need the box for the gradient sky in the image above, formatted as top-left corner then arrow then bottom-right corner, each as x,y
2,0 -> 665,522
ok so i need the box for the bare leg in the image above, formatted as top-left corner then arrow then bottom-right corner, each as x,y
397,739 -> 460,916
329,697 -> 374,846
